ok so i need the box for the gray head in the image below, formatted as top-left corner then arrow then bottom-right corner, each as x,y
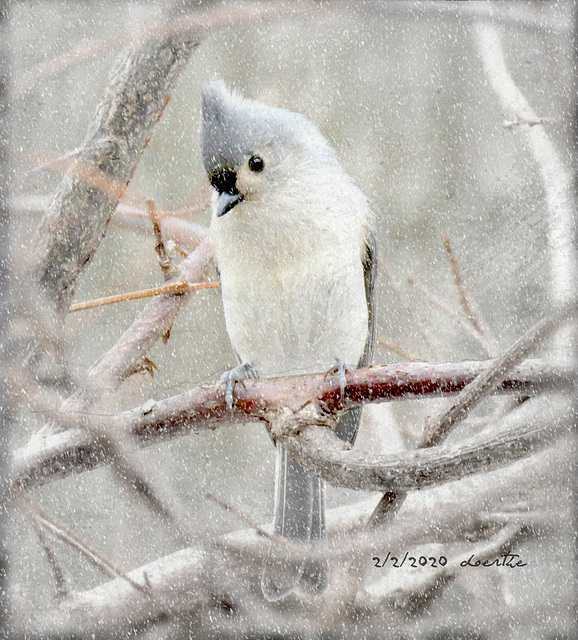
200,79 -> 338,216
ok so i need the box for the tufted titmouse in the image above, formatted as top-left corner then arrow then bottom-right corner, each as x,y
200,79 -> 376,600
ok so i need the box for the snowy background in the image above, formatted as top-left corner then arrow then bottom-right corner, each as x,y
7,2 -> 576,638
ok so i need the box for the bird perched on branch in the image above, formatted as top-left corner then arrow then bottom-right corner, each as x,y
200,79 -> 376,600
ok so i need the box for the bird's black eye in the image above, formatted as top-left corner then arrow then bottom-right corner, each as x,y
248,155 -> 264,172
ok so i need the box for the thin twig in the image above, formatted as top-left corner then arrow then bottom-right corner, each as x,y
113,202 -> 209,219
68,281 -> 219,313
30,519 -> 69,601
382,262 -> 437,360
442,235 -> 498,355
147,199 -> 178,281
407,277 -> 495,356
376,336 -> 422,362
15,488 -> 148,594
502,117 -> 557,129
206,493 -> 296,550
11,193 -> 209,224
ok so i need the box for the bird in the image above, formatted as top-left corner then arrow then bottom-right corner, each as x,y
200,79 -> 376,600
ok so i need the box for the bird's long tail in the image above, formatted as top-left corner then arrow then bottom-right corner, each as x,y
261,408 -> 362,601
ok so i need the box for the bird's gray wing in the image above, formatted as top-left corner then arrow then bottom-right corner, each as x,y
359,228 -> 378,369
335,229 -> 377,445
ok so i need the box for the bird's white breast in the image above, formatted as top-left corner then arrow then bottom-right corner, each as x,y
210,169 -> 370,377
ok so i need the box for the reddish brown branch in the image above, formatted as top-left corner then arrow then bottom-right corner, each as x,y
12,358 -> 570,490
119,359 -> 571,442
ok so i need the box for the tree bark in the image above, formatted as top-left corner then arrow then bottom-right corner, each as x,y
32,27 -> 197,311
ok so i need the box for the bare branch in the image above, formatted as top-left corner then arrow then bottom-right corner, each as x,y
376,336 -> 422,362
34,441 -> 570,635
32,27 -> 197,311
420,301 -> 576,448
273,399 -> 571,493
475,23 -> 576,308
207,493 -> 296,549
12,358 -> 572,491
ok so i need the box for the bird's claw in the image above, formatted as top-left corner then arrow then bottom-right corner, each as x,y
218,363 -> 259,414
324,360 -> 350,398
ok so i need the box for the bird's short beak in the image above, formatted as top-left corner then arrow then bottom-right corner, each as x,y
216,191 -> 245,217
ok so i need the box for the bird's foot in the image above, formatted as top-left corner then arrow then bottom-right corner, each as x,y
324,359 -> 351,398
218,362 -> 259,413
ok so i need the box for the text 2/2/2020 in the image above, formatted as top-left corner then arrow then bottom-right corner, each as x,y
372,552 -> 447,569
